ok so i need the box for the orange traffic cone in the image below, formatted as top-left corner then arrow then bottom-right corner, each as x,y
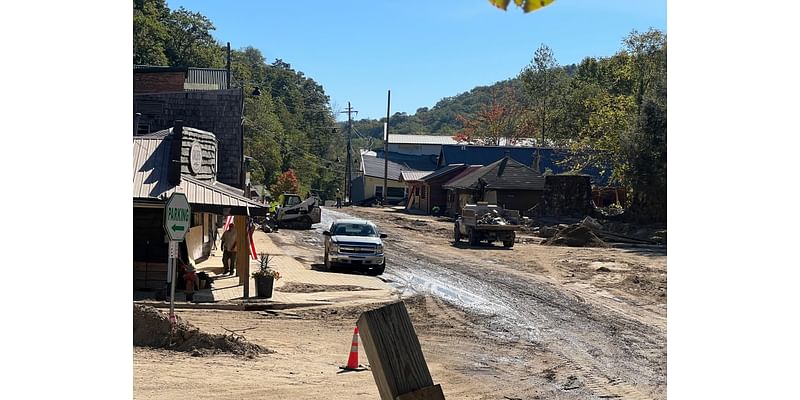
339,326 -> 366,372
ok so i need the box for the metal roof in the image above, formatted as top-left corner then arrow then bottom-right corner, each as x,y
438,145 -> 612,186
388,134 -> 458,145
441,165 -> 484,188
419,164 -> 466,182
372,150 -> 439,171
360,151 -> 429,180
400,171 -> 433,182
443,157 -> 545,191
133,133 -> 266,214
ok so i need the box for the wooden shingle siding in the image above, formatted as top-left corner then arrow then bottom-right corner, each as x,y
179,127 -> 217,181
134,89 -> 244,188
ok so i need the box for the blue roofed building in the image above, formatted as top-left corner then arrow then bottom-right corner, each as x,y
437,144 -> 613,187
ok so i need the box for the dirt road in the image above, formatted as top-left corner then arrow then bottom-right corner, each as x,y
134,206 -> 666,399
277,207 -> 666,399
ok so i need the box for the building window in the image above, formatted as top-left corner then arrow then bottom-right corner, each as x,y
136,123 -> 150,135
387,187 -> 405,198
375,185 -> 383,199
420,186 -> 426,199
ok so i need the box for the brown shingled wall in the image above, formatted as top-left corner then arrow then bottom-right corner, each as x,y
134,72 -> 185,93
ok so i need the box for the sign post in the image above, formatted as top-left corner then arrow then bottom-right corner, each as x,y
163,192 -> 191,320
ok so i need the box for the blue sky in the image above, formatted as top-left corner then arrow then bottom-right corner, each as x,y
167,0 -> 666,121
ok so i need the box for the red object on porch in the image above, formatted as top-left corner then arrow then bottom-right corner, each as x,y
248,225 -> 257,260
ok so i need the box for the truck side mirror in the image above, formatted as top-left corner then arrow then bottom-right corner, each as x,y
379,233 -> 388,239
323,231 -> 331,236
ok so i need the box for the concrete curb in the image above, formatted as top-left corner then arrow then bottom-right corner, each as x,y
133,300 -> 333,311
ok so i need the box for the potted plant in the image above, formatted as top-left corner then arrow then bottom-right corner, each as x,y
252,253 -> 281,298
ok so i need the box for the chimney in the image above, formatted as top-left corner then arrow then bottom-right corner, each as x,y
226,42 -> 231,89
168,120 -> 184,185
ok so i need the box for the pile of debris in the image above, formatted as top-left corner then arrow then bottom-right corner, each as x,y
133,304 -> 271,357
540,217 -> 661,248
477,210 -> 510,225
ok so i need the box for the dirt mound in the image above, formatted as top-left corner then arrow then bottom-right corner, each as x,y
133,304 -> 271,357
543,225 -> 607,247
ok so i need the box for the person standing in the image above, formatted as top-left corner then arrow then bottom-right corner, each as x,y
335,188 -> 342,208
221,223 -> 237,276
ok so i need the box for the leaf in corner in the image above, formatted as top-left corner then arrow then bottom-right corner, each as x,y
523,0 -> 555,13
489,0 -> 512,11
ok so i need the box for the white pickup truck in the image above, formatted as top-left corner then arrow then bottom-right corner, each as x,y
322,219 -> 387,275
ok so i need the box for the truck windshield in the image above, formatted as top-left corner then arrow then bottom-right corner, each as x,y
333,223 -> 377,237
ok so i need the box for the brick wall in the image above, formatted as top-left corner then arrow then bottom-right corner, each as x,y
134,89 -> 244,188
134,72 -> 186,93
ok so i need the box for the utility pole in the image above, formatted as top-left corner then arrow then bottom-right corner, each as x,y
382,90 -> 391,206
340,103 -> 357,205
226,42 -> 231,90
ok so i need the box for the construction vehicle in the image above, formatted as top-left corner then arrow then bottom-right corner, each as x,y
454,202 -> 520,247
273,193 -> 321,229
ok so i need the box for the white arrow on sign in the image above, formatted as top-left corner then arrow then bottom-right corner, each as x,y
163,192 -> 191,241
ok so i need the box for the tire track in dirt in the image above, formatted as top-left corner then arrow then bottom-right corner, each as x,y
296,209 -> 665,399
384,238 -> 665,400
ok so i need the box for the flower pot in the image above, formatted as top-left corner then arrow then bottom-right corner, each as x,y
255,276 -> 274,298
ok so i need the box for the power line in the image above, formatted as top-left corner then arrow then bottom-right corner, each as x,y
244,120 -> 346,173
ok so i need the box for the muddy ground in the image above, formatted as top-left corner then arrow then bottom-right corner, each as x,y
134,206 -> 666,399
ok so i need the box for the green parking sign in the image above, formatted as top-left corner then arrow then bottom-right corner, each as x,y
163,192 -> 191,241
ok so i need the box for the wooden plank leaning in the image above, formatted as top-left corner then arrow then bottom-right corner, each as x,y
356,301 -> 446,400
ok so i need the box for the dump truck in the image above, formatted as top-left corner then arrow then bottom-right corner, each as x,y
273,193 -> 321,229
454,202 -> 520,247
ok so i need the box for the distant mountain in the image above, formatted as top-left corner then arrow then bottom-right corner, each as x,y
351,64 -> 576,139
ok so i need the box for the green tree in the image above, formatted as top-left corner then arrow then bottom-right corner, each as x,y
563,29 -> 667,222
519,44 -> 570,171
133,0 -> 169,65
520,44 -> 569,146
163,7 -> 225,67
620,29 -> 667,222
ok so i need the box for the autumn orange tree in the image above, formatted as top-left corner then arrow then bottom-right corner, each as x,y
453,87 -> 526,146
270,169 -> 300,195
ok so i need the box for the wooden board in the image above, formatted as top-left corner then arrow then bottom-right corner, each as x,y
357,302 -> 438,400
395,384 -> 445,400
